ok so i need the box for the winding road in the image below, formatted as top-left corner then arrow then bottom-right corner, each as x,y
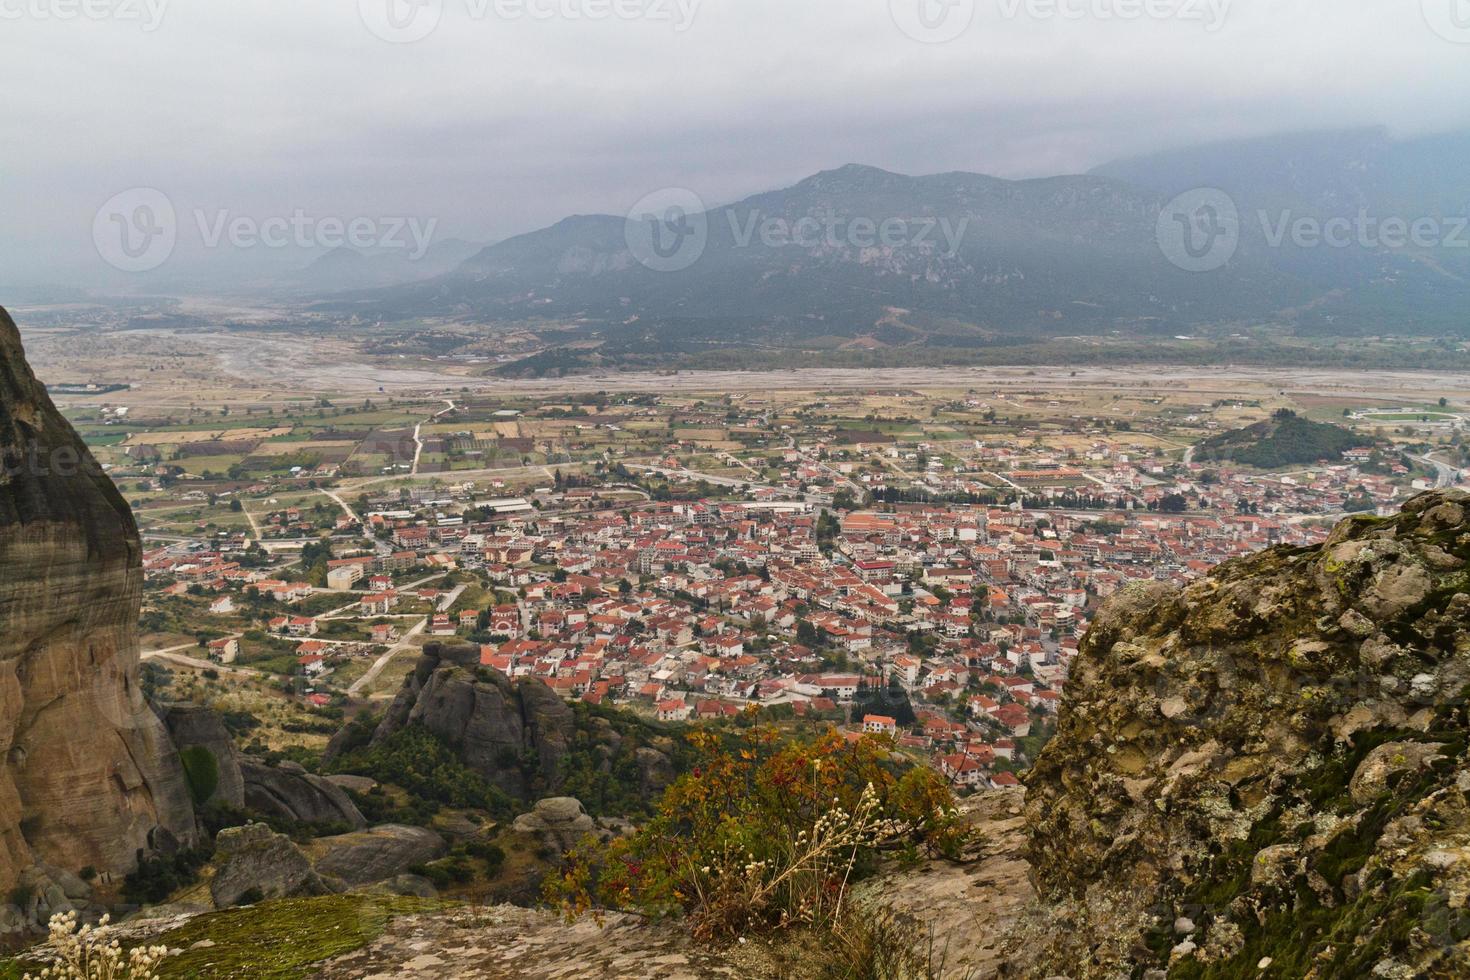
410,398 -> 459,476
1412,454 -> 1462,489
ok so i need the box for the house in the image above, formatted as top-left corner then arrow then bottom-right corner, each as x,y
370,623 -> 399,644
992,703 -> 1032,737
889,655 -> 921,690
862,714 -> 897,736
297,653 -> 327,676
207,637 -> 240,663
326,565 -> 365,590
656,699 -> 692,722
360,592 -> 398,616
208,596 -> 236,615
269,616 -> 317,637
936,752 -> 986,787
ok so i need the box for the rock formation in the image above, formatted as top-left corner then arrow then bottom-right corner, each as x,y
511,797 -> 632,854
307,824 -> 447,886
161,703 -> 367,830
1025,490 -> 1470,975
336,643 -> 578,801
0,306 -> 195,895
240,761 -> 368,831
208,824 -> 331,908
160,703 -> 246,808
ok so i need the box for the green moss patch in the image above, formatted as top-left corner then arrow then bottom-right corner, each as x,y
156,895 -> 440,979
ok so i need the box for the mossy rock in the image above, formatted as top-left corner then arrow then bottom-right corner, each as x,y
155,895 -> 442,979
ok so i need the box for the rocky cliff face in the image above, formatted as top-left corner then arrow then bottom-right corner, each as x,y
336,643 -> 578,802
0,306 -> 195,894
1025,490 -> 1470,976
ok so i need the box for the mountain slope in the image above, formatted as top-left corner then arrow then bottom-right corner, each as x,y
326,129 -> 1470,355
328,163 -> 1313,340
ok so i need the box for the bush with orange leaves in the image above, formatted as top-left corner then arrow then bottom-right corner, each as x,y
545,724 -> 972,943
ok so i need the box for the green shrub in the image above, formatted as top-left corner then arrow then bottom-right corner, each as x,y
327,726 -> 512,819
123,848 -> 212,905
180,745 -> 221,806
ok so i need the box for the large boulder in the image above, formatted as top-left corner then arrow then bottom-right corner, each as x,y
0,306 -> 196,896
241,762 -> 367,831
1024,491 -> 1470,975
209,824 -> 332,908
512,797 -> 625,854
309,825 -> 447,886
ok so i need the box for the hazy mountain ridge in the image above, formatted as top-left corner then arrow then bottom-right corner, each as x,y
320,128 -> 1470,362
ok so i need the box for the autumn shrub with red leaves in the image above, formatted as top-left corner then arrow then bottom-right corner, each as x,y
546,725 -> 972,944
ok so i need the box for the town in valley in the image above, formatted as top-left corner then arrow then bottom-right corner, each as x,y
34,332 -> 1467,795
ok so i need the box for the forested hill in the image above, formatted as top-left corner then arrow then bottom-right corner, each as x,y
1193,409 -> 1361,468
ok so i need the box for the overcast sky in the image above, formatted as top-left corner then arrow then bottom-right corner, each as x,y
3,0 -> 1470,288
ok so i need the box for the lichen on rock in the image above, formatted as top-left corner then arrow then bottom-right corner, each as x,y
1023,490 -> 1470,976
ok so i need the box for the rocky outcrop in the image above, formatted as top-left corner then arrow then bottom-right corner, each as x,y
308,825 -> 447,886
511,797 -> 632,854
160,703 -> 246,807
241,761 -> 367,831
162,703 -> 365,831
1025,490 -> 1470,976
0,306 -> 195,895
344,643 -> 578,801
208,824 -> 332,908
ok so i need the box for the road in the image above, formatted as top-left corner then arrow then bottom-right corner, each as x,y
340,459 -> 566,491
1412,454 -> 1462,489
141,643 -> 263,681
348,616 -> 428,696
410,398 -> 459,476
319,486 -> 389,553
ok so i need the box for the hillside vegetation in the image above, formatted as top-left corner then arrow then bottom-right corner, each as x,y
1193,409 -> 1360,468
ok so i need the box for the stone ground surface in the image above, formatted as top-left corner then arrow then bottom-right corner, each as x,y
314,905 -> 744,979
310,788 -> 1033,979
853,787 -> 1034,978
